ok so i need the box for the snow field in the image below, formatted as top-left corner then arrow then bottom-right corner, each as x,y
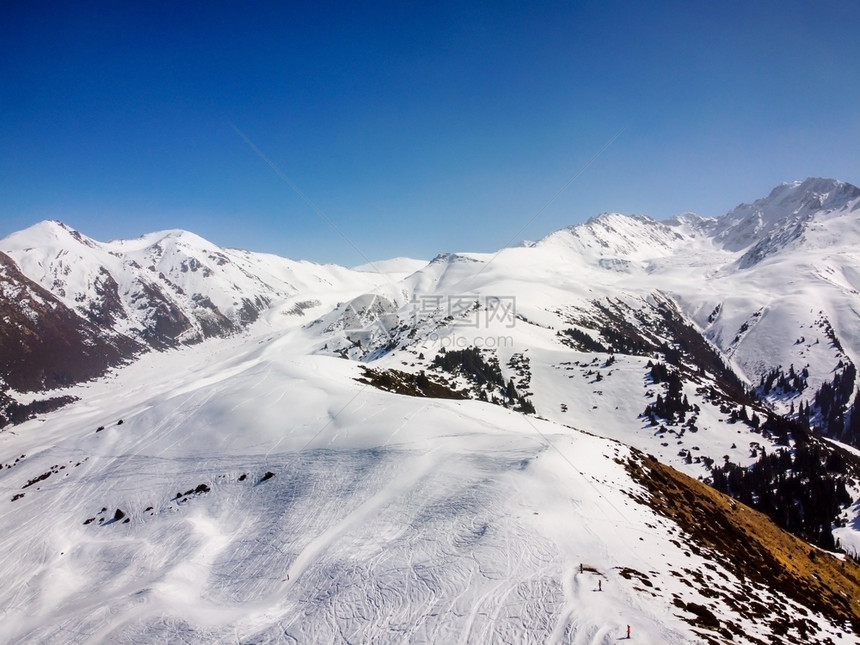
0,324 -> 742,643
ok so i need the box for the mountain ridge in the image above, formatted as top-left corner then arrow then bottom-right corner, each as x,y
2,176 -> 859,405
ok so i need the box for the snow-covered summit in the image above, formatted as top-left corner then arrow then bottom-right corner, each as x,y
531,178 -> 860,278
0,219 -> 99,253
352,256 -> 428,277
539,212 -> 697,262
104,227 -> 214,253
714,177 -> 860,252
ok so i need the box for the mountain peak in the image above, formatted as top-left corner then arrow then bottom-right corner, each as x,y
758,177 -> 860,215
536,211 -> 696,264
714,177 -> 860,252
0,219 -> 98,251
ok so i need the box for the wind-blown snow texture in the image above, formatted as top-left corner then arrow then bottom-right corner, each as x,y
2,178 -> 860,643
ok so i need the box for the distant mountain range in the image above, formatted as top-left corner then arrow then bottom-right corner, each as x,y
0,221 -> 385,396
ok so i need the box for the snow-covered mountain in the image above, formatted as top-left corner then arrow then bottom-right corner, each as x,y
3,178 -> 860,643
714,177 -> 860,255
0,220 -> 393,348
0,220 -> 390,414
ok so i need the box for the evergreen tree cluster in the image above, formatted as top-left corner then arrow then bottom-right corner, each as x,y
643,361 -> 695,425
594,304 -> 656,356
727,405 -> 761,428
559,327 -> 607,353
506,353 -> 532,390
647,360 -> 677,386
758,413 -> 809,446
652,301 -> 751,402
600,324 -> 654,356
758,364 -> 808,397
842,396 -> 860,448
432,347 -> 505,388
559,304 -> 658,357
432,347 -> 535,413
504,377 -> 535,413
505,353 -> 535,413
711,435 -> 852,550
821,317 -> 844,352
812,361 -> 857,439
0,394 -> 78,427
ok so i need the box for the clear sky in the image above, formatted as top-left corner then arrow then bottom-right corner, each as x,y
3,1 -> 859,265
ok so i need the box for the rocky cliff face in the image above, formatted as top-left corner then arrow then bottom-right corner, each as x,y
0,251 -> 136,394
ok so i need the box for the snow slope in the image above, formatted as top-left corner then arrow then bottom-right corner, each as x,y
1,319 -> 852,644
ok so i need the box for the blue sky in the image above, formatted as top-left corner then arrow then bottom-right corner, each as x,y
3,1 -> 859,265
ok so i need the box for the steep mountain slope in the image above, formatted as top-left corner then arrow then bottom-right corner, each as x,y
539,211 -> 701,265
671,179 -> 860,419
523,179 -> 860,424
0,251 -> 135,391
0,251 -> 140,426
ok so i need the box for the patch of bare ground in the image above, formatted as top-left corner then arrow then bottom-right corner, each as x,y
626,452 -> 860,641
